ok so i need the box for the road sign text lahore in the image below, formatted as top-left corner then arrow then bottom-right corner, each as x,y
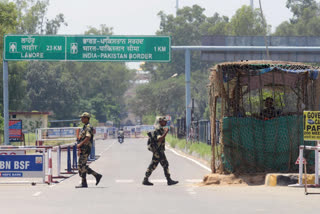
4,35 -> 171,62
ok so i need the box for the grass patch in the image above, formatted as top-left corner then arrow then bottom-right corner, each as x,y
166,134 -> 213,159
166,134 -> 221,161
189,143 -> 212,158
166,134 -> 180,148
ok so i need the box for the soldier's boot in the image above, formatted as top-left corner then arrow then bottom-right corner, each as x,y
167,177 -> 179,186
142,177 -> 153,186
75,178 -> 88,188
94,173 -> 102,186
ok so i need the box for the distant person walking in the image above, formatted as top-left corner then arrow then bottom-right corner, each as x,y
76,112 -> 102,188
142,116 -> 178,186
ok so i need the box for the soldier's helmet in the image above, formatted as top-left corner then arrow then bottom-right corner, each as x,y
159,116 -> 167,123
79,112 -> 91,118
154,116 -> 167,128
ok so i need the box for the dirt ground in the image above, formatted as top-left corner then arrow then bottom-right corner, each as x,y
201,173 -> 266,186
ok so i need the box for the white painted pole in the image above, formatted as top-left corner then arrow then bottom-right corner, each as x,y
46,148 -> 49,175
42,149 -> 45,183
299,148 -> 304,186
48,148 -> 52,185
57,146 -> 61,177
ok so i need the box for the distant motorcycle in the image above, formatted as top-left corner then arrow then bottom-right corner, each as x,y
118,136 -> 124,144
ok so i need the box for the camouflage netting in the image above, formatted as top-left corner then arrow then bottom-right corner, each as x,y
209,61 -> 320,174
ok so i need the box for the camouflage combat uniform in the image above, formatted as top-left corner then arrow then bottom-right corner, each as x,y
145,125 -> 170,179
78,123 -> 98,180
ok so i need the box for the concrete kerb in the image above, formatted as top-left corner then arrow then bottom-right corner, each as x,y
265,173 -> 319,186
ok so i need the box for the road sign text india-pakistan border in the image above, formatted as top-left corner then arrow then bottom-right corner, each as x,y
4,35 -> 171,62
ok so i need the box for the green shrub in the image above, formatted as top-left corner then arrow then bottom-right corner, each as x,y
189,143 -> 211,158
166,134 -> 219,160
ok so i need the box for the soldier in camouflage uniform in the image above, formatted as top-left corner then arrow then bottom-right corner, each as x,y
75,112 -> 102,188
142,116 -> 178,186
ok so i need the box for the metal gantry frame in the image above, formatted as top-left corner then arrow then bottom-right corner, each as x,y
4,45 -> 320,144
171,45 -> 320,139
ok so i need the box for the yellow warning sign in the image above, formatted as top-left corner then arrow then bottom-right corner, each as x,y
304,111 -> 320,141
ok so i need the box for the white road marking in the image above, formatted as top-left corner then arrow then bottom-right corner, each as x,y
150,179 -> 167,183
86,180 -> 96,184
51,142 -> 114,188
33,192 -> 42,197
99,142 -> 115,156
167,147 -> 211,172
115,179 -> 134,183
186,188 -> 197,195
113,179 -> 202,183
185,179 -> 203,183
49,184 -> 56,188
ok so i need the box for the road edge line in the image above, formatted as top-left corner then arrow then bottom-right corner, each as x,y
167,147 -> 211,172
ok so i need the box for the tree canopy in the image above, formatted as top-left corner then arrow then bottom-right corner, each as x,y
0,1 -> 133,127
274,0 -> 320,36
1,0 -> 319,129
132,4 -> 270,123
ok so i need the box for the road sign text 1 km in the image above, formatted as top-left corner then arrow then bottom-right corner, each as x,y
4,35 -> 171,62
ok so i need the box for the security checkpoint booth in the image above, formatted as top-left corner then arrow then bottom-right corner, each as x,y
208,61 -> 320,174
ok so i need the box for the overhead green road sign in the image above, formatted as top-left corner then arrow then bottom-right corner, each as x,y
4,35 -> 171,62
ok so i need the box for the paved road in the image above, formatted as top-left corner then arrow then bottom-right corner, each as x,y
1,138 -> 320,214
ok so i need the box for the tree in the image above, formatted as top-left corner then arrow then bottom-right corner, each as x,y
134,5 -> 215,121
286,0 -> 317,23
152,5 -> 211,81
136,4 -> 272,121
74,61 -> 133,122
25,62 -> 80,119
14,0 -> 67,34
0,1 -> 18,59
200,13 -> 230,36
85,24 -> 113,35
45,13 -> 67,35
8,62 -> 29,111
131,76 -> 185,119
274,0 -> 320,36
229,5 -> 268,36
0,1 -> 18,121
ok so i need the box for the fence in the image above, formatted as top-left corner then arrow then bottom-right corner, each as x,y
174,118 -> 218,145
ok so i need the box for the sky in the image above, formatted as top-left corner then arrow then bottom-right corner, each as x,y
47,0 -> 293,35
45,0 -> 294,68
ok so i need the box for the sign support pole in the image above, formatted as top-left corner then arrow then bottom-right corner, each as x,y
3,60 -> 9,145
185,49 -> 191,140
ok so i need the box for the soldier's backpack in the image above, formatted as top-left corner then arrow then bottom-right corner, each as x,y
147,131 -> 157,152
